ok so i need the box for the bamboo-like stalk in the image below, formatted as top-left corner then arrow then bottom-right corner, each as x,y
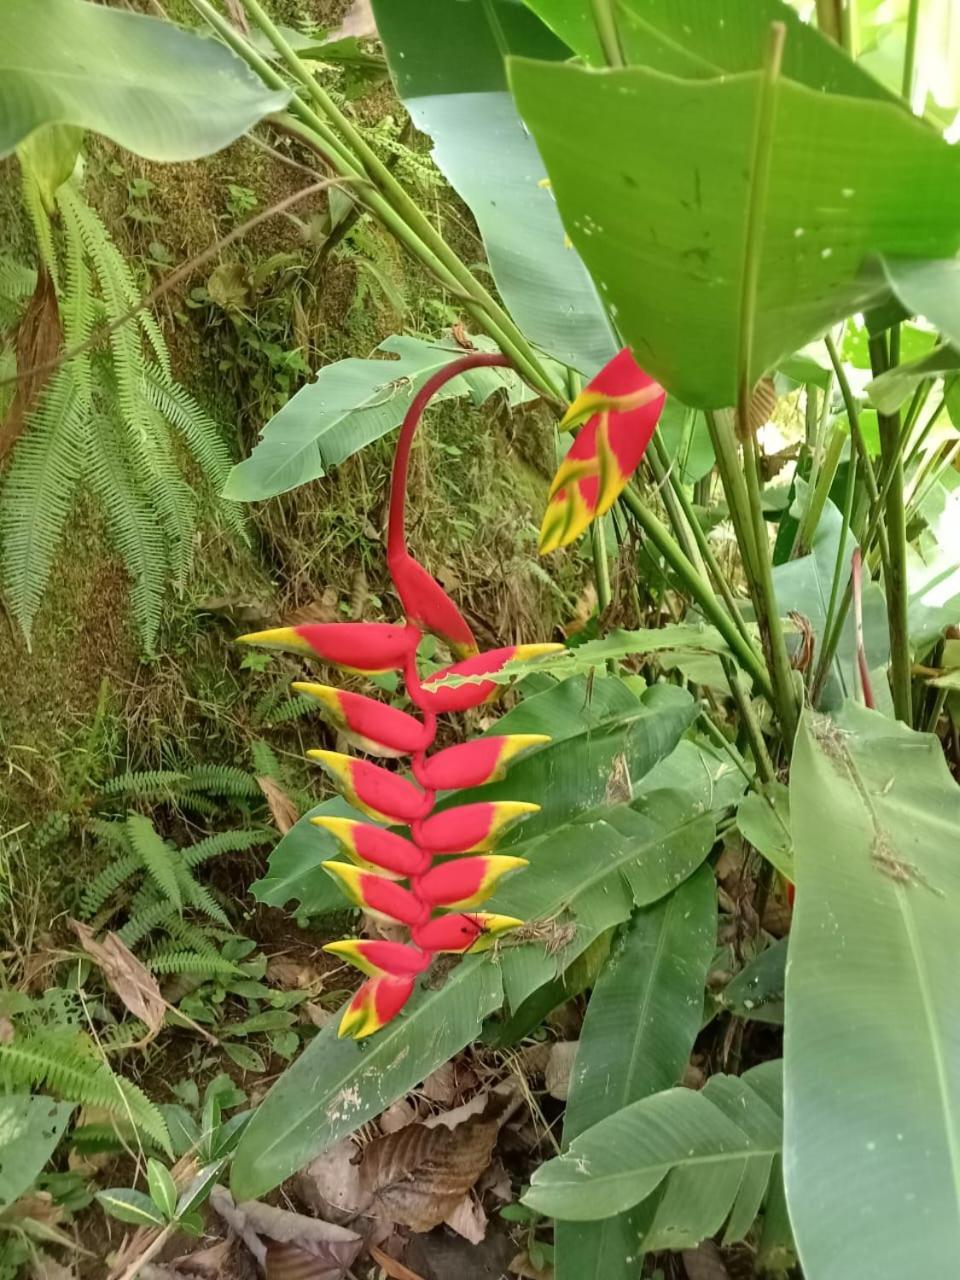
720,654 -> 776,784
619,486 -> 774,699
869,333 -> 912,723
732,21 -> 799,744
794,417 -> 847,557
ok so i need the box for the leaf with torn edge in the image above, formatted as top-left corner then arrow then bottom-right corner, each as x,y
358,1093 -> 509,1231
70,920 -> 164,1037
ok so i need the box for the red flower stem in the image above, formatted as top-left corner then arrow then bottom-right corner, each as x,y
388,353 -> 513,565
852,547 -> 875,710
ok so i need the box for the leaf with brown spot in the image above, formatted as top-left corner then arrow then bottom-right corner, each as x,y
257,777 -> 300,835
357,1095 -> 506,1232
0,266 -> 62,460
69,920 -> 164,1037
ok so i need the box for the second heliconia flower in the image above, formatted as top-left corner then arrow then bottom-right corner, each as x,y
540,347 -> 666,555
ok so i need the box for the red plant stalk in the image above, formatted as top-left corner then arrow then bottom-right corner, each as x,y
239,348 -> 664,1036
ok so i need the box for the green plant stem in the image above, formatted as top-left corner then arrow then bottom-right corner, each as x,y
926,684 -> 950,734
733,21 -> 799,745
591,520 -> 612,614
901,0 -> 921,101
704,409 -> 760,582
590,0 -> 625,66
821,434 -> 858,682
697,710 -> 756,791
720,654 -> 776,784
648,439 -> 707,578
237,0 -> 562,402
795,418 -> 846,556
619,486 -> 773,699
869,333 -> 912,723
651,434 -> 755,649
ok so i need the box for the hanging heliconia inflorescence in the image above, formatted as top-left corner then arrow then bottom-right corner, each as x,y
239,347 -> 664,1037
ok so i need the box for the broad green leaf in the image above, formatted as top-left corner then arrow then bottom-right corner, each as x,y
556,865 -> 717,1280
525,1067 -> 781,1223
430,624 -> 730,689
96,1188 -> 167,1229
0,1095 -> 73,1209
371,0 -> 617,375
16,123 -> 82,212
249,794 -> 368,917
736,781 -> 793,882
718,937 -> 787,1025
146,1159 -> 177,1221
772,481 -> 889,707
225,334 -> 532,501
866,343 -> 960,414
230,957 -> 502,1201
908,475 -> 960,649
884,258 -> 960,351
491,789 -> 716,1008
507,57 -> 960,407
176,1159 -> 226,1218
656,405 -> 714,485
786,704 -> 960,1278
636,734 -> 750,815
525,0 -> 894,103
1,0 -> 289,161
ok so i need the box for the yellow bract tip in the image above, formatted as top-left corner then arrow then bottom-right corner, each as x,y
235,626 -> 311,654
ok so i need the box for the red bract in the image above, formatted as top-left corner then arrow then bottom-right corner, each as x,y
540,347 -> 665,554
239,352 -> 559,1038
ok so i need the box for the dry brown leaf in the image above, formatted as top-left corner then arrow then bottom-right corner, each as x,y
289,588 -> 339,625
257,776 -> 299,835
69,921 -> 164,1037
444,1193 -> 487,1244
509,1251 -> 554,1280
358,1094 -> 506,1232
0,1017 -> 14,1046
367,1244 -> 426,1280
209,1186 -> 360,1274
29,1253 -> 77,1280
545,1042 -> 578,1101
380,1098 -> 418,1134
748,376 -> 777,434
0,266 -> 62,460
303,1001 -> 335,1030
332,0 -> 376,39
683,1241 -> 730,1280
419,1062 -> 456,1106
265,1241 -> 351,1280
295,1139 -> 363,1220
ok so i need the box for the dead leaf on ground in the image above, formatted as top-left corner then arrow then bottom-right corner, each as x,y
266,956 -> 322,992
0,1017 -> 14,1045
69,921 -> 164,1038
509,1251 -> 554,1280
419,1062 -> 456,1106
265,1241 -> 352,1280
380,1098 -> 418,1134
683,1241 -> 730,1280
358,1093 -> 510,1232
367,1244 -> 426,1280
295,1139 -> 363,1220
444,1193 -> 487,1244
545,1042 -> 577,1101
0,265 -> 62,461
332,0 -> 376,39
257,776 -> 300,835
30,1252 -> 77,1280
288,588 -> 339,625
209,1186 -> 361,1274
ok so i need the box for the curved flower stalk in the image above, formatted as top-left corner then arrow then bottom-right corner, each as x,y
539,348 -> 666,554
239,353 -> 562,1038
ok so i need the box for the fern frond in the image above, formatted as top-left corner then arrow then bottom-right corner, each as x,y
162,917 -> 222,959
0,253 -> 36,328
1,363 -> 89,641
184,765 -> 260,797
21,169 -> 59,287
81,849 -> 143,919
147,950 -> 240,978
85,816 -> 130,844
249,739 -> 281,781
182,828 -> 267,870
0,1032 -> 170,1152
141,368 -> 230,495
262,694 -> 317,728
126,814 -> 181,911
172,862 -> 229,927
117,898 -> 179,950
101,770 -> 188,799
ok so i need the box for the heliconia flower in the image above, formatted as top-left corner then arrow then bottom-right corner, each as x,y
307,750 -> 432,824
311,816 -> 429,877
322,862 -> 430,927
292,683 -> 431,758
388,548 -> 478,660
236,622 -> 419,675
418,644 -> 564,714
323,939 -> 432,979
413,735 -> 550,791
337,973 -> 416,1039
411,911 -> 523,953
539,348 -> 665,555
414,855 -> 528,909
414,800 -> 539,854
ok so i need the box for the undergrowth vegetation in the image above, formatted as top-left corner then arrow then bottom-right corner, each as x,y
2,1 -> 960,1278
